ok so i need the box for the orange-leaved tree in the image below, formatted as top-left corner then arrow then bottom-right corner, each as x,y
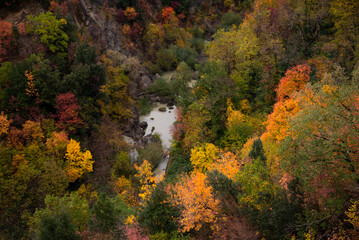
25,70 -> 39,98
276,64 -> 311,101
170,170 -> 221,233
211,151 -> 242,180
0,112 -> 10,136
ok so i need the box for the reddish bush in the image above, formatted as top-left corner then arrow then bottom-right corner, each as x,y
49,1 -> 68,16
117,8 -> 125,22
162,7 -> 175,22
0,20 -> 12,63
55,92 -> 83,133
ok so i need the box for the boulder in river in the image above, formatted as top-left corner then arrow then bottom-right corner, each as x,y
159,107 -> 167,112
143,134 -> 160,144
139,121 -> 148,129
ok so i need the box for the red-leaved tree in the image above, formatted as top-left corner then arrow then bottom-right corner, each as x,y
162,7 -> 176,22
55,92 -> 83,134
0,20 -> 12,63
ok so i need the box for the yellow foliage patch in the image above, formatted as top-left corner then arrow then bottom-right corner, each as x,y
65,139 -> 94,182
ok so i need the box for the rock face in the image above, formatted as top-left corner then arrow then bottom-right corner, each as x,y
68,0 -> 154,95
1,0 -> 165,144
70,0 -> 122,51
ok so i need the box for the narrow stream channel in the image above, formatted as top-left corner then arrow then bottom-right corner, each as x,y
139,103 -> 177,176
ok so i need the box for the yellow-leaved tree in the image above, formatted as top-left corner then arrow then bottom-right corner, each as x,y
65,139 -> 94,182
134,160 -> 157,205
190,143 -> 219,172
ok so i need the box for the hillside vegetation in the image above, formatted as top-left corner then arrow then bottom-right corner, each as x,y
0,0 -> 358,239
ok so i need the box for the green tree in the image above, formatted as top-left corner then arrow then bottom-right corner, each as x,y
169,62 -> 192,100
0,61 -> 12,104
138,183 -> 180,234
30,193 -> 90,237
28,54 -> 61,105
280,82 -> 359,219
236,158 -> 277,211
27,12 -> 69,53
207,22 -> 260,76
38,212 -> 80,240
101,54 -> 133,123
91,194 -> 118,232
182,101 -> 212,151
331,0 -> 359,70
220,11 -> 243,30
249,138 -> 266,162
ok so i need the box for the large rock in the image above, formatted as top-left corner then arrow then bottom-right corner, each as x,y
139,121 -> 148,130
159,107 -> 167,112
140,75 -> 152,89
143,134 -> 160,145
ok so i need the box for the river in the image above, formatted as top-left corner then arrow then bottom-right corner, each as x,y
139,103 -> 177,176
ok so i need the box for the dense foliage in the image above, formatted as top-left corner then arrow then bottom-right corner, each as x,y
0,0 -> 359,239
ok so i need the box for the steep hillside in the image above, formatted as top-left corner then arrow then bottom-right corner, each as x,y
0,0 -> 358,239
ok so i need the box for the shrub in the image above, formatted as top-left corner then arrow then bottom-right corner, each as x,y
192,25 -> 204,38
156,48 -> 177,71
138,142 -> 164,168
148,63 -> 163,75
147,77 -> 173,98
137,97 -> 155,115
38,212 -> 80,240
124,7 -> 139,21
170,46 -> 197,69
190,37 -> 205,53
112,151 -> 133,178
221,11 -> 243,29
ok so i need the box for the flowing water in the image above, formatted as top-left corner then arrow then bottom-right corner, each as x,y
139,103 -> 177,176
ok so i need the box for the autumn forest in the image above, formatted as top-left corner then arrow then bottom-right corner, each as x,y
0,0 -> 358,239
